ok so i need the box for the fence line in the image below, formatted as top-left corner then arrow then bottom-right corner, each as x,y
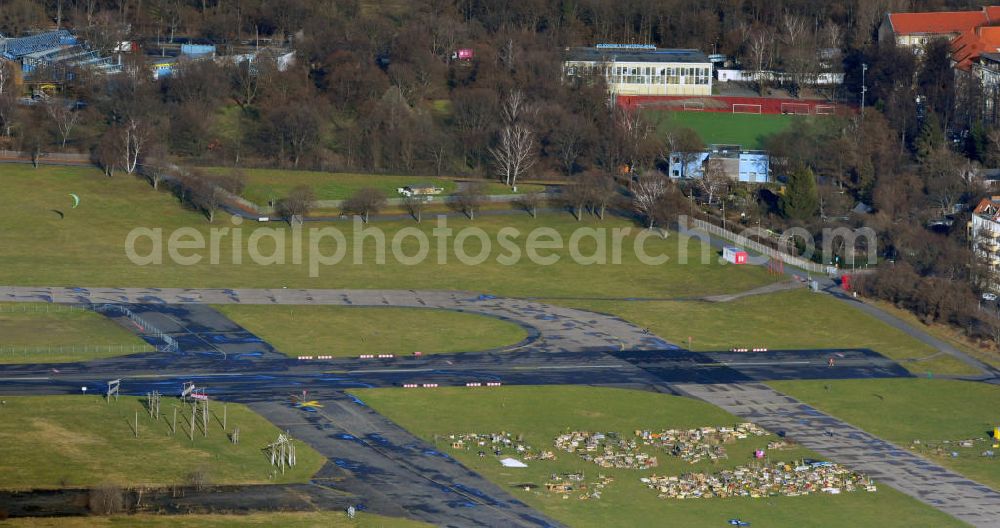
0,303 -> 89,313
690,218 -> 834,275
92,304 -> 180,353
1,343 -> 155,357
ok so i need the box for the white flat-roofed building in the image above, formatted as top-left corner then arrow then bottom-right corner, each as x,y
563,44 -> 712,96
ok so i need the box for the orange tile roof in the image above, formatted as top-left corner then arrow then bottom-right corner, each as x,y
889,10 -> 990,36
974,197 -> 1000,218
951,26 -> 1000,70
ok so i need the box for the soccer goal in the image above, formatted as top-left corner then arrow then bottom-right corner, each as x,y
682,101 -> 705,111
732,103 -> 762,114
780,102 -> 811,115
815,104 -> 836,116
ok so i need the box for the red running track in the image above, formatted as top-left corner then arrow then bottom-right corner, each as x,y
618,95 -> 855,116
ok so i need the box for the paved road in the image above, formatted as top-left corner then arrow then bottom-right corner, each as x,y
823,286 -> 1000,378
1,286 -> 999,526
677,383 -> 1000,528
0,286 -> 673,353
238,391 -> 560,528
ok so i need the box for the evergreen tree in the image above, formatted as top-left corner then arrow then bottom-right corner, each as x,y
779,164 -> 819,220
965,122 -> 988,162
915,113 -> 944,162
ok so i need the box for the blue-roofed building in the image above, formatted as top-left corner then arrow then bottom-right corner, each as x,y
667,144 -> 771,184
563,44 -> 712,96
0,30 -> 120,89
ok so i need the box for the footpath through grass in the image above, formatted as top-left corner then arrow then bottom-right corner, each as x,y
867,298 -> 1000,370
554,289 -> 978,376
0,396 -> 324,489
202,167 -> 543,206
0,512 -> 428,528
215,305 -> 528,357
649,111 -> 802,149
0,303 -> 151,364
770,379 -> 1000,492
354,385 -> 963,528
0,166 -> 771,299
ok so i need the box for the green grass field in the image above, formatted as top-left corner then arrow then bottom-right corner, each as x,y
0,166 -> 772,298
554,289 -> 978,376
201,168 -> 543,206
214,306 -> 528,357
649,111 -> 803,149
770,379 -> 1000,492
354,386 -> 963,528
0,512 -> 428,528
0,303 -> 151,364
0,396 -> 324,489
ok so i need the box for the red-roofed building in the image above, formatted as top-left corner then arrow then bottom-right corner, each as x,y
880,7 -> 1000,50
969,197 -> 1000,270
951,26 -> 1000,70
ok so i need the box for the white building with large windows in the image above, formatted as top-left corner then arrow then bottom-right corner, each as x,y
970,197 -> 1000,275
563,44 -> 712,96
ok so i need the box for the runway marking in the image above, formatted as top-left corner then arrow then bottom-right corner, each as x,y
719,361 -> 812,366
349,368 -> 435,374
128,372 -> 254,379
517,364 -> 625,370
0,376 -> 51,381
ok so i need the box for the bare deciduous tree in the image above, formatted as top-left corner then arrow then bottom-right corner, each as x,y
0,93 -> 19,137
582,170 -> 616,219
747,29 -> 774,93
451,181 -> 486,220
342,187 -> 386,223
403,194 -> 425,223
697,162 -> 730,206
277,185 -> 317,224
552,115 -> 588,176
632,176 -> 667,229
115,117 -> 151,174
490,123 -> 536,188
44,100 -> 81,149
185,171 -> 226,223
490,89 -> 537,188
230,59 -> 273,109
515,191 -> 544,218
95,128 -> 119,177
561,180 -> 591,221
88,483 -> 124,515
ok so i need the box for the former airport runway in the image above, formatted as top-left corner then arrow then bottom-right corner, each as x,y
1,286 -> 999,527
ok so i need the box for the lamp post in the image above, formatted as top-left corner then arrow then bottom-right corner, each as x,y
861,63 -> 868,119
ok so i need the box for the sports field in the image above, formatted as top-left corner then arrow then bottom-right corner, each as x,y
354,385 -> 963,528
214,305 -> 528,357
649,111 -> 803,149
